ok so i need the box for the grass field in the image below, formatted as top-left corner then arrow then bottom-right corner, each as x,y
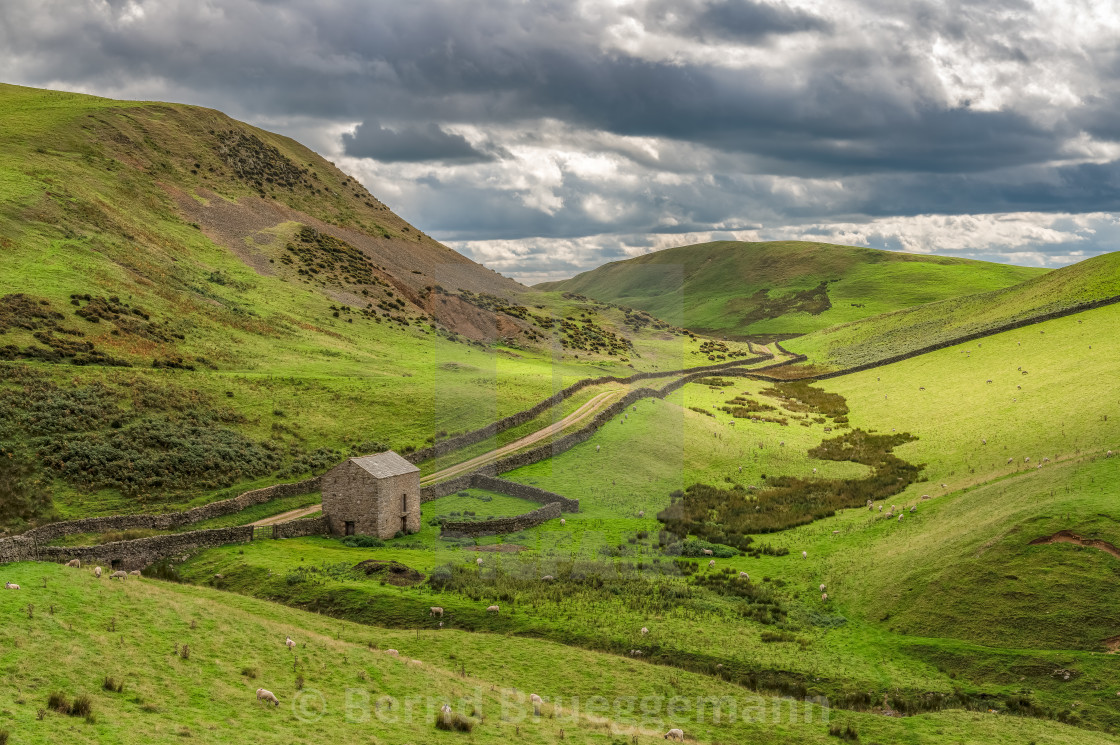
537,240 -> 1045,337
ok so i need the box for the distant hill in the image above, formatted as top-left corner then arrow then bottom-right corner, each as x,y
537,240 -> 1046,338
784,250 -> 1120,370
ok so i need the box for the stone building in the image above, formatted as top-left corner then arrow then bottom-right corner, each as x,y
320,451 -> 421,539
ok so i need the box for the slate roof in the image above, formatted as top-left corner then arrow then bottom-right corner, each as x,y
349,450 -> 420,479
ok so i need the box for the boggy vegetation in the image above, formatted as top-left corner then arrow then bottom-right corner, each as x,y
659,428 -> 924,541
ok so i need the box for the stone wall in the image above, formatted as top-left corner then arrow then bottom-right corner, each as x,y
35,526 -> 254,572
19,477 -> 322,543
440,502 -> 561,538
406,354 -> 771,465
468,474 -> 579,512
272,515 -> 327,539
321,463 -> 420,539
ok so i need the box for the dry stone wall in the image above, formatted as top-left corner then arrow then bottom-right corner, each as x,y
441,502 -> 561,538
35,526 -> 254,572
272,515 -> 327,539
19,477 -> 321,543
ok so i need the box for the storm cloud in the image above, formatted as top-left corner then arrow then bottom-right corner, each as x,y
1,0 -> 1117,282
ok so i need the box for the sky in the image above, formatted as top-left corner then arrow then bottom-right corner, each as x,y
2,0 -> 1119,285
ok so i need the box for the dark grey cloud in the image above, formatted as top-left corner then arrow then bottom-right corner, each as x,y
341,121 -> 492,163
0,0 -> 1117,281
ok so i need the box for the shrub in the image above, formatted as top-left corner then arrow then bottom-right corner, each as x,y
143,561 -> 183,583
828,723 -> 859,741
179,644 -> 190,660
0,728 -> 8,744
70,694 -> 93,719
241,667 -> 258,679
102,676 -> 124,693
435,710 -> 475,732
48,691 -> 69,713
340,535 -> 384,548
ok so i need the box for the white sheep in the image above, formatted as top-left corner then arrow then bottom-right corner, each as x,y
409,659 -> 423,666
1007,457 -> 1014,464
94,566 -> 102,578
110,571 -> 128,580
487,605 -> 500,614
66,559 -> 81,568
430,607 -> 444,617
129,570 -> 142,577
541,575 -> 554,581
596,445 -> 600,452
1107,450 -> 1114,458
812,468 -> 817,474
702,548 -> 713,556
476,557 -> 484,566
286,636 -> 296,651
821,593 -> 828,601
385,649 -> 400,657
664,728 -> 685,741
802,551 -> 807,558
910,506 -> 916,513
629,649 -> 642,657
4,582 -> 19,590
740,572 -> 750,579
638,510 -> 645,518
256,688 -> 280,707
560,518 -> 566,526
897,514 -> 903,522
529,693 -> 543,708
1024,457 -> 1030,463
708,560 -> 715,568
641,627 -> 649,635
819,583 -> 826,592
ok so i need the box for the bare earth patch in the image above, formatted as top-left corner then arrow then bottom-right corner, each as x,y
352,559 -> 424,586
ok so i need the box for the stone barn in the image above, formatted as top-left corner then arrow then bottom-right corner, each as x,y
320,451 -> 421,539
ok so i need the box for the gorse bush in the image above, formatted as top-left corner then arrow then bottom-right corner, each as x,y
339,535 -> 384,548
435,710 -> 474,732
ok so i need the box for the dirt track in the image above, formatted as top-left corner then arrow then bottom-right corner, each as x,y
419,387 -> 626,485
250,504 -> 322,526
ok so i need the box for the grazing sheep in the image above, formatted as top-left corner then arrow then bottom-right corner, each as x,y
986,380 -> 993,384
802,551 -> 807,558
94,566 -> 102,578
110,571 -> 128,580
541,575 -> 554,581
812,468 -> 817,474
1025,457 -> 1030,463
1107,450 -> 1114,458
629,649 -> 642,657
708,560 -> 716,568
256,688 -> 280,707
129,570 -> 141,577
385,649 -> 399,657
430,607 -> 444,617
664,728 -> 685,741
878,505 -> 883,512
1043,457 -> 1050,463
638,510 -> 645,518
740,572 -> 750,579
982,439 -> 987,445
487,605 -> 500,614
921,495 -> 931,501
832,530 -> 840,534
819,583 -> 826,592
4,582 -> 19,590
898,514 -> 903,522
285,637 -> 296,651
702,549 -> 713,556
941,483 -> 947,488
821,593 -> 828,601
476,558 -> 484,566
641,627 -> 649,635
738,466 -> 742,473
1007,457 -> 1014,464
596,445 -> 600,453
66,559 -> 80,568
560,518 -> 566,526
910,506 -> 916,513
868,504 -> 874,511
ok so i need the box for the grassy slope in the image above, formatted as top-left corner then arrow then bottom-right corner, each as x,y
537,241 -> 1045,337
0,83 -> 726,525
6,564 -> 1111,745
785,251 -> 1120,370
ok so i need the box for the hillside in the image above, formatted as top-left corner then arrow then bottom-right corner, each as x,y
784,250 -> 1120,370
537,240 -> 1046,338
0,84 -> 714,531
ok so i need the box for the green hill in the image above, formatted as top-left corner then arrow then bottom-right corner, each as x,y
0,83 -> 707,530
537,240 -> 1046,338
784,250 -> 1120,370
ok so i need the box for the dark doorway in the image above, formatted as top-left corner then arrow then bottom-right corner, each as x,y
344,521 -> 355,536
401,516 -> 408,534
110,559 -> 122,569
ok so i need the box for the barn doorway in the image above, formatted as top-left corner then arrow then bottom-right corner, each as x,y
344,521 -> 355,536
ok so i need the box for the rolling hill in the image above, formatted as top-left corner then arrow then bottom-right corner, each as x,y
537,240 -> 1047,338
783,250 -> 1120,371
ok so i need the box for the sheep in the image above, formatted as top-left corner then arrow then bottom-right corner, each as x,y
878,505 -> 883,512
982,438 -> 987,445
409,659 -> 423,666
638,510 -> 645,518
541,575 -> 554,581
430,607 -> 444,617
812,468 -> 817,474
740,572 -> 750,579
819,583 -> 826,592
986,380 -> 993,384
821,593 -> 828,601
802,551 -> 807,558
702,549 -> 713,556
708,560 -> 716,568
596,445 -> 600,452
560,518 -> 566,526
110,571 -> 128,580
1007,457 -> 1014,464
664,728 -> 685,741
94,566 -> 102,578
4,582 -> 19,590
529,693 -> 543,709
66,559 -> 81,568
641,627 -> 649,635
476,557 -> 484,566
487,605 -> 500,614
1043,457 -> 1050,463
738,466 -> 742,473
921,495 -> 931,500
441,704 -> 452,714
1107,450 -> 1114,458
1025,457 -> 1031,463
910,506 -> 916,513
256,688 -> 280,707
286,636 -> 296,651
629,649 -> 642,657
386,649 -> 399,657
129,570 -> 142,577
